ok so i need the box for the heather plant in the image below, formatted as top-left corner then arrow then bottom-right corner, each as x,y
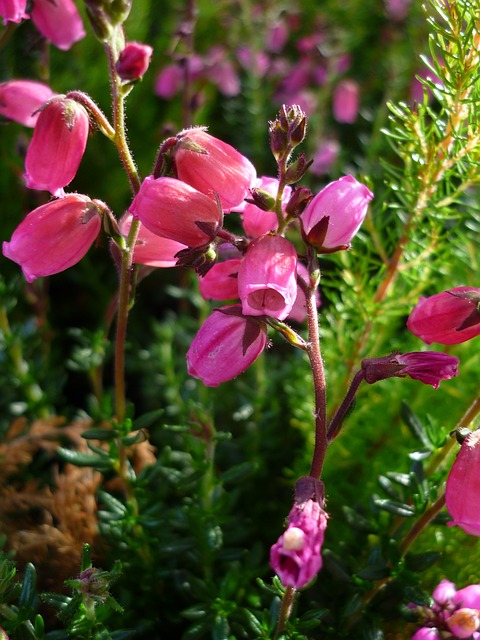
0,1 -> 479,639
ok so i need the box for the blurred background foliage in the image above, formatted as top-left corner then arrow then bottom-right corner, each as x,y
0,0 -> 479,638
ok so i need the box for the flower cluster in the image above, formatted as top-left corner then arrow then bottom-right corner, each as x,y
410,580 -> 480,639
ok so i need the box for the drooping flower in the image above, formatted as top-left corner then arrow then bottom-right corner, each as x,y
198,258 -> 241,301
2,194 -> 101,282
0,80 -> 55,127
186,305 -> 267,387
24,96 -> 90,196
361,351 -> 459,389
445,430 -> 480,536
31,0 -> 86,51
116,42 -> 153,81
172,127 -> 257,210
407,287 -> 480,345
237,234 -> 298,321
118,213 -> 186,268
129,176 -> 222,248
270,496 -> 328,589
301,175 -> 373,251
0,0 -> 28,24
332,79 -> 359,124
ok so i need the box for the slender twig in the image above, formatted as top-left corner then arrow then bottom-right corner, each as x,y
274,586 -> 297,639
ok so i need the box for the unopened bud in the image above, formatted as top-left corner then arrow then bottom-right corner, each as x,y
284,153 -> 313,184
285,187 -> 313,217
245,187 -> 276,212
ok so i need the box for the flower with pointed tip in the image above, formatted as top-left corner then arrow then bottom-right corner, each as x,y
31,0 -> 86,50
362,351 -> 459,389
446,430 -> 480,536
0,80 -> 55,127
24,96 -> 90,196
3,194 -> 101,282
186,305 -> 267,387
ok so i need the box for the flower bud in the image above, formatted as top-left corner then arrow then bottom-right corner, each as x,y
186,305 -> 267,386
31,0 -> 86,51
0,0 -> 27,24
24,97 -> 90,196
0,80 -> 55,127
2,194 -> 101,282
407,287 -> 480,345
270,499 -> 328,588
332,79 -> 359,124
116,42 -> 153,81
129,176 -> 222,248
172,127 -> 257,210
361,352 -> 459,389
446,430 -> 480,536
301,175 -> 373,251
446,608 -> 480,638
238,234 -> 298,321
118,213 -> 186,267
198,258 -> 241,300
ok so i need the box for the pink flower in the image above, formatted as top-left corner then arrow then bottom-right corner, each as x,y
447,609 -> 480,638
238,234 -> 298,321
270,499 -> 328,588
154,64 -> 183,99
301,175 -> 373,251
310,139 -> 340,176
241,177 -> 292,238
332,79 -> 359,124
362,351 -> 459,389
433,579 -> 457,606
198,259 -> 242,301
411,630 -> 441,640
446,430 -> 480,536
116,42 -> 153,81
2,194 -> 101,282
129,176 -> 222,248
186,305 -> 267,387
172,127 -> 257,210
31,0 -> 86,51
118,214 -> 186,268
0,0 -> 28,24
0,80 -> 55,127
24,96 -> 90,196
454,586 -> 480,610
407,287 -> 480,345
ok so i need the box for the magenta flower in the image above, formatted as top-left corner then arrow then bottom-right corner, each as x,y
0,0 -> 27,24
118,214 -> 186,268
301,175 -> 373,251
270,499 -> 328,588
130,176 -> 222,248
241,176 -> 292,238
361,351 -> 459,389
238,234 -> 298,321
198,259 -> 241,301
332,79 -> 360,124
30,0 -> 85,51
116,42 -> 153,81
407,287 -> 480,345
2,194 -> 101,282
186,305 -> 267,387
154,64 -> 183,99
24,96 -> 90,196
172,127 -> 257,210
0,80 -> 55,127
447,609 -> 480,638
446,430 -> 480,536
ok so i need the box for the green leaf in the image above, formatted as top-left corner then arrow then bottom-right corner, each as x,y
219,462 -> 256,484
56,447 -> 114,471
401,402 -> 433,449
373,498 -> 416,517
18,563 -> 36,614
81,428 -> 117,440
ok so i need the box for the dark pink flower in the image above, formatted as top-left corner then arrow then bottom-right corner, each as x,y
407,287 -> 480,345
301,175 -> 373,251
0,80 -> 55,127
116,42 -> 153,81
154,64 -> 183,99
2,194 -> 101,282
186,305 -> 267,387
333,79 -> 359,124
238,234 -> 298,321
24,96 -> 90,196
362,351 -> 459,389
446,430 -> 480,536
173,127 -> 257,210
411,630 -> 441,640
310,139 -> 340,176
198,259 -> 241,301
118,214 -> 186,268
270,499 -> 328,588
0,0 -> 28,24
31,0 -> 85,51
130,176 -> 222,248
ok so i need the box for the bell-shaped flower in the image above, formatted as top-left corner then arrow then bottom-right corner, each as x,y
24,96 -> 90,196
407,287 -> 480,345
31,0 -> 86,51
118,214 -> 186,268
362,351 -> 459,389
238,234 -> 298,321
446,609 -> 480,638
130,176 -> 222,248
301,175 -> 373,251
186,305 -> 267,387
172,127 -> 257,210
332,79 -> 360,124
198,258 -> 241,301
241,176 -> 292,238
270,498 -> 328,589
116,42 -> 153,81
0,80 -> 55,127
2,194 -> 101,282
446,430 -> 480,536
0,0 -> 28,24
